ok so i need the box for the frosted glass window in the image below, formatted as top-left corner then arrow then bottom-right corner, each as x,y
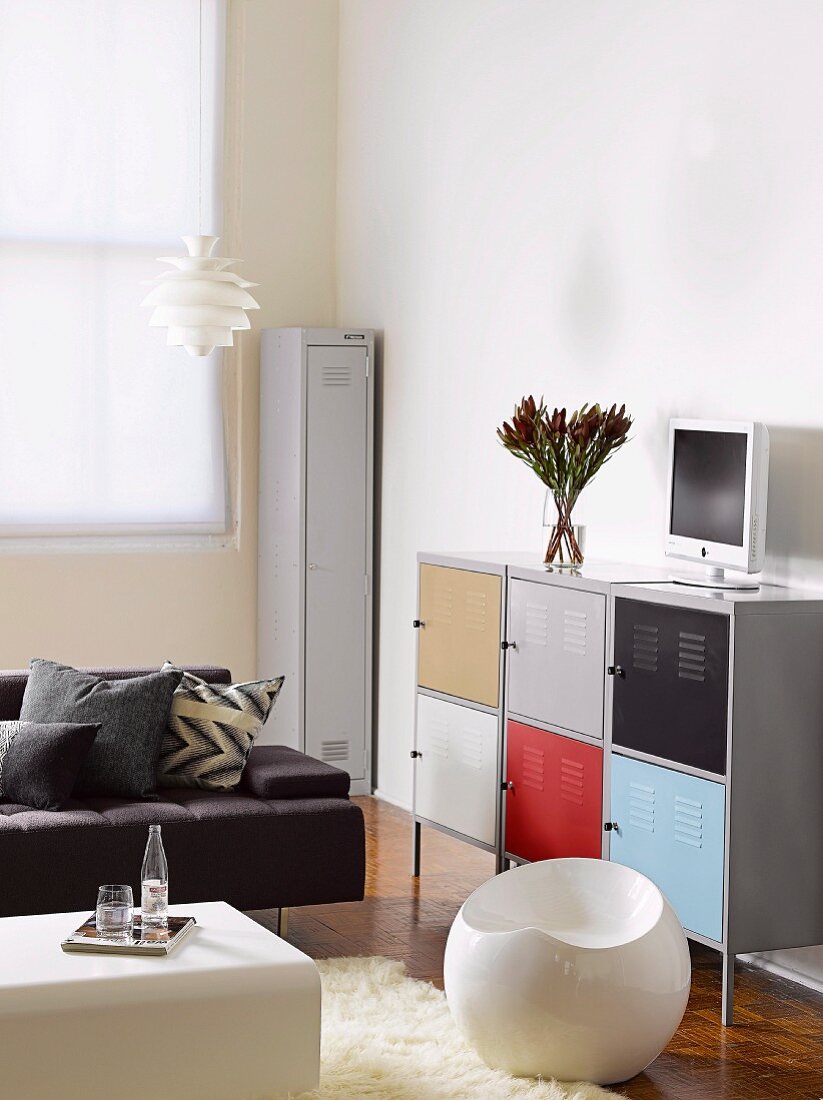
0,0 -> 227,532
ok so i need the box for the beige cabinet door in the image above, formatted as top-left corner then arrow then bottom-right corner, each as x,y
417,564 -> 502,707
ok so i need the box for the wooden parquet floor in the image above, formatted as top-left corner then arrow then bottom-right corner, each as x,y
286,796 -> 823,1099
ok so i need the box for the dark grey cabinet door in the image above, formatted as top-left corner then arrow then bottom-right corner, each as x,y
612,599 -> 729,775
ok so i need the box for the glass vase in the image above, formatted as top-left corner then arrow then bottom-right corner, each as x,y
542,490 -> 586,568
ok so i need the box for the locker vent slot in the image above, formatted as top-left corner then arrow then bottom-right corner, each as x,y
461,727 -> 484,770
629,780 -> 655,832
674,795 -> 704,848
525,601 -> 549,647
521,745 -> 544,791
321,363 -> 352,386
427,718 -> 449,759
321,738 -> 350,763
562,610 -> 587,656
432,584 -> 454,625
464,590 -> 488,633
560,756 -> 584,806
632,624 -> 659,673
678,632 -> 706,682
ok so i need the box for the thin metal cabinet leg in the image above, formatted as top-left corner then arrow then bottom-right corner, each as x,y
722,952 -> 735,1025
412,819 -> 421,877
277,907 -> 289,940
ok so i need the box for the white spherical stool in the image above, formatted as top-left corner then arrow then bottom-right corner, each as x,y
444,858 -> 690,1085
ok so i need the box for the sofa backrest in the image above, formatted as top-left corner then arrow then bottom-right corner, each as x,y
0,666 -> 232,721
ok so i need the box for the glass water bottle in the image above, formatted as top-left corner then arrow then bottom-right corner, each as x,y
141,824 -> 169,928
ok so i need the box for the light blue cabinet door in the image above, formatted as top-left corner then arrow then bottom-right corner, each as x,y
610,754 -> 726,942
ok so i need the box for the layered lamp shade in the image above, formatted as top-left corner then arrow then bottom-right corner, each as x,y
142,235 -> 260,357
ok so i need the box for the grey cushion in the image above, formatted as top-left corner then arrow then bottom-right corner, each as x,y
20,660 -> 183,799
157,663 -> 284,790
0,721 -> 100,810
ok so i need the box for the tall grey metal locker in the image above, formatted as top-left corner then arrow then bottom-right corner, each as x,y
258,327 -> 374,795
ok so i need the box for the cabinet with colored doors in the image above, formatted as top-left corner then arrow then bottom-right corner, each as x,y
607,583 -> 823,1025
504,721 -> 602,863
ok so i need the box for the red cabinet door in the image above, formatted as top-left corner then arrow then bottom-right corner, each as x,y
505,720 -> 603,862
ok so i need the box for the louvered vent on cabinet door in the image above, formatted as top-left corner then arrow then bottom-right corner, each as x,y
521,744 -> 544,791
562,610 -> 587,656
678,632 -> 706,682
629,779 -> 655,833
674,794 -> 704,848
632,624 -> 659,673
461,726 -> 484,770
432,581 -> 454,626
321,363 -> 352,386
426,715 -> 450,759
464,589 -> 488,633
321,738 -> 350,763
525,601 -> 549,646
559,756 -> 584,806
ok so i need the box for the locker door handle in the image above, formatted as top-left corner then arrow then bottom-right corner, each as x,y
502,780 -> 514,791
412,619 -> 426,629
607,665 -> 625,678
308,562 -> 319,571
604,821 -> 619,832
410,750 -> 423,759
501,641 -> 517,651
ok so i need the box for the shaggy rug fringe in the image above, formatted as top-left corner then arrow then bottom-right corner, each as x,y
288,956 -> 625,1100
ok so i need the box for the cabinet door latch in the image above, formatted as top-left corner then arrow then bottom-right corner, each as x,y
501,640 -> 517,651
410,750 -> 422,759
604,821 -> 619,832
412,619 -> 426,629
501,780 -> 514,792
607,665 -> 625,678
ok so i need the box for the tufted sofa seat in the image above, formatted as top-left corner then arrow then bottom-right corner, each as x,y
0,667 -> 365,918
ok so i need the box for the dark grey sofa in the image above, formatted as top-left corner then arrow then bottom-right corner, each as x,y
0,666 -> 365,918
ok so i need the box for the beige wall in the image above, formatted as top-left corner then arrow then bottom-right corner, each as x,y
0,0 -> 338,677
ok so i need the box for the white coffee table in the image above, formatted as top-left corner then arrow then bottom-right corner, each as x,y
0,901 -> 320,1100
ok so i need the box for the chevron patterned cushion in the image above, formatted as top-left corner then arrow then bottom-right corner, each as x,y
157,664 -> 284,790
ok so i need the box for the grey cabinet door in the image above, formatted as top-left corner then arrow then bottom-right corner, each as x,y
304,344 -> 368,778
507,579 -> 606,740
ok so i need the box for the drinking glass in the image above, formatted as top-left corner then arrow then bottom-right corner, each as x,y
96,885 -> 134,939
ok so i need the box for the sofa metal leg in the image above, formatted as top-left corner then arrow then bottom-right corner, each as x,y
277,907 -> 289,940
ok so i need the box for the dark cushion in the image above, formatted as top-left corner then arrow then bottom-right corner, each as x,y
20,660 -> 183,799
0,666 -> 232,722
0,721 -> 100,811
240,745 -> 351,799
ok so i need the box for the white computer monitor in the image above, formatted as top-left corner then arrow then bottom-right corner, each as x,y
665,419 -> 770,590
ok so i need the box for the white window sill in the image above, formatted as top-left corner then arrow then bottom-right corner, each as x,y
0,525 -> 238,555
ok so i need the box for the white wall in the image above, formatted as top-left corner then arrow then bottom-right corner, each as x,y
337,0 -> 823,982
0,0 -> 338,680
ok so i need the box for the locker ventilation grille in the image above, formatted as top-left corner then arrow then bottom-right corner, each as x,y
521,745 -> 544,791
562,610 -> 587,656
629,780 -> 655,832
632,624 -> 659,673
674,795 -> 704,848
525,601 -> 549,646
678,632 -> 706,682
560,757 -> 584,805
464,590 -> 488,633
321,739 -> 350,763
427,718 -> 449,759
321,363 -> 352,386
461,728 -> 484,770
432,584 -> 454,625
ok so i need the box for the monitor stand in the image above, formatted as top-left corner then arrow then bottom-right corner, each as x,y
671,566 -> 760,591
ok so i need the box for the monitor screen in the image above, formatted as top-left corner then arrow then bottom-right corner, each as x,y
670,429 -> 748,546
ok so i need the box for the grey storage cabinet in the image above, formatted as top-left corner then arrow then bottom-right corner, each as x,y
607,582 -> 823,1024
258,327 -> 374,794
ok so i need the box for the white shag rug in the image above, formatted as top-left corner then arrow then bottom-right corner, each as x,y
289,956 -> 625,1100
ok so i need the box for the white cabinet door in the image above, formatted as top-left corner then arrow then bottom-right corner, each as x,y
507,579 -> 606,740
414,695 -> 498,846
304,344 -> 369,778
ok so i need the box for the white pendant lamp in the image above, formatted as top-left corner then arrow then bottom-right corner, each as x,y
142,235 -> 259,356
142,1 -> 259,357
